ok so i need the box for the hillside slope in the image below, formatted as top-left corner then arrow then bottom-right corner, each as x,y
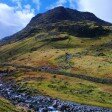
0,97 -> 23,112
0,33 -> 112,108
0,6 -> 112,109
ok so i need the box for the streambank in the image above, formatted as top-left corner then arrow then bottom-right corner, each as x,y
0,73 -> 112,112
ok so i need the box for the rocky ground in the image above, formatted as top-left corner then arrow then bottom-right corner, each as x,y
0,73 -> 112,112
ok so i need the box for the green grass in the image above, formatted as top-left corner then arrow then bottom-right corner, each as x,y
0,33 -> 52,62
3,71 -> 112,109
0,33 -> 112,109
0,97 -> 23,112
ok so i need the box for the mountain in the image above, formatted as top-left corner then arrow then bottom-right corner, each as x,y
29,6 -> 111,26
0,7 -> 112,109
0,6 -> 111,45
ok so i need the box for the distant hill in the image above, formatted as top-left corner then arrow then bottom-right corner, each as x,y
0,6 -> 112,45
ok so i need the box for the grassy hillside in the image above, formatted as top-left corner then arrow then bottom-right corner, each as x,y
0,33 -> 112,108
1,71 -> 111,108
0,97 -> 23,112
0,33 -> 111,78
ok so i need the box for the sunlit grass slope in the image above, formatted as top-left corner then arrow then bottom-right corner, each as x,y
0,33 -> 112,108
0,97 -> 23,112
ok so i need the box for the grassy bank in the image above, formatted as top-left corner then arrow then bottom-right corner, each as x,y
0,97 -> 23,112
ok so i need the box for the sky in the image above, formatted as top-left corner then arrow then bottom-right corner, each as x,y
0,0 -> 112,39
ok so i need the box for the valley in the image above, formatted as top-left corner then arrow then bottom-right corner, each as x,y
0,34 -> 112,111
0,6 -> 112,112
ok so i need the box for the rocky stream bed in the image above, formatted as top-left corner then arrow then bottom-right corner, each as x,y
0,73 -> 112,112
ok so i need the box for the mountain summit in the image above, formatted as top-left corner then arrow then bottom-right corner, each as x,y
29,6 -> 111,26
1,6 -> 111,45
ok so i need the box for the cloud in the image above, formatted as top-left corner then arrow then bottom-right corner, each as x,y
47,0 -> 67,9
11,0 -> 22,9
0,3 -> 34,38
69,0 -> 78,9
56,0 -> 67,6
33,0 -> 41,11
78,0 -> 112,23
48,0 -> 78,9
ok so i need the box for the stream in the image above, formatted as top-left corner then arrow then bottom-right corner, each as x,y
0,73 -> 112,112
